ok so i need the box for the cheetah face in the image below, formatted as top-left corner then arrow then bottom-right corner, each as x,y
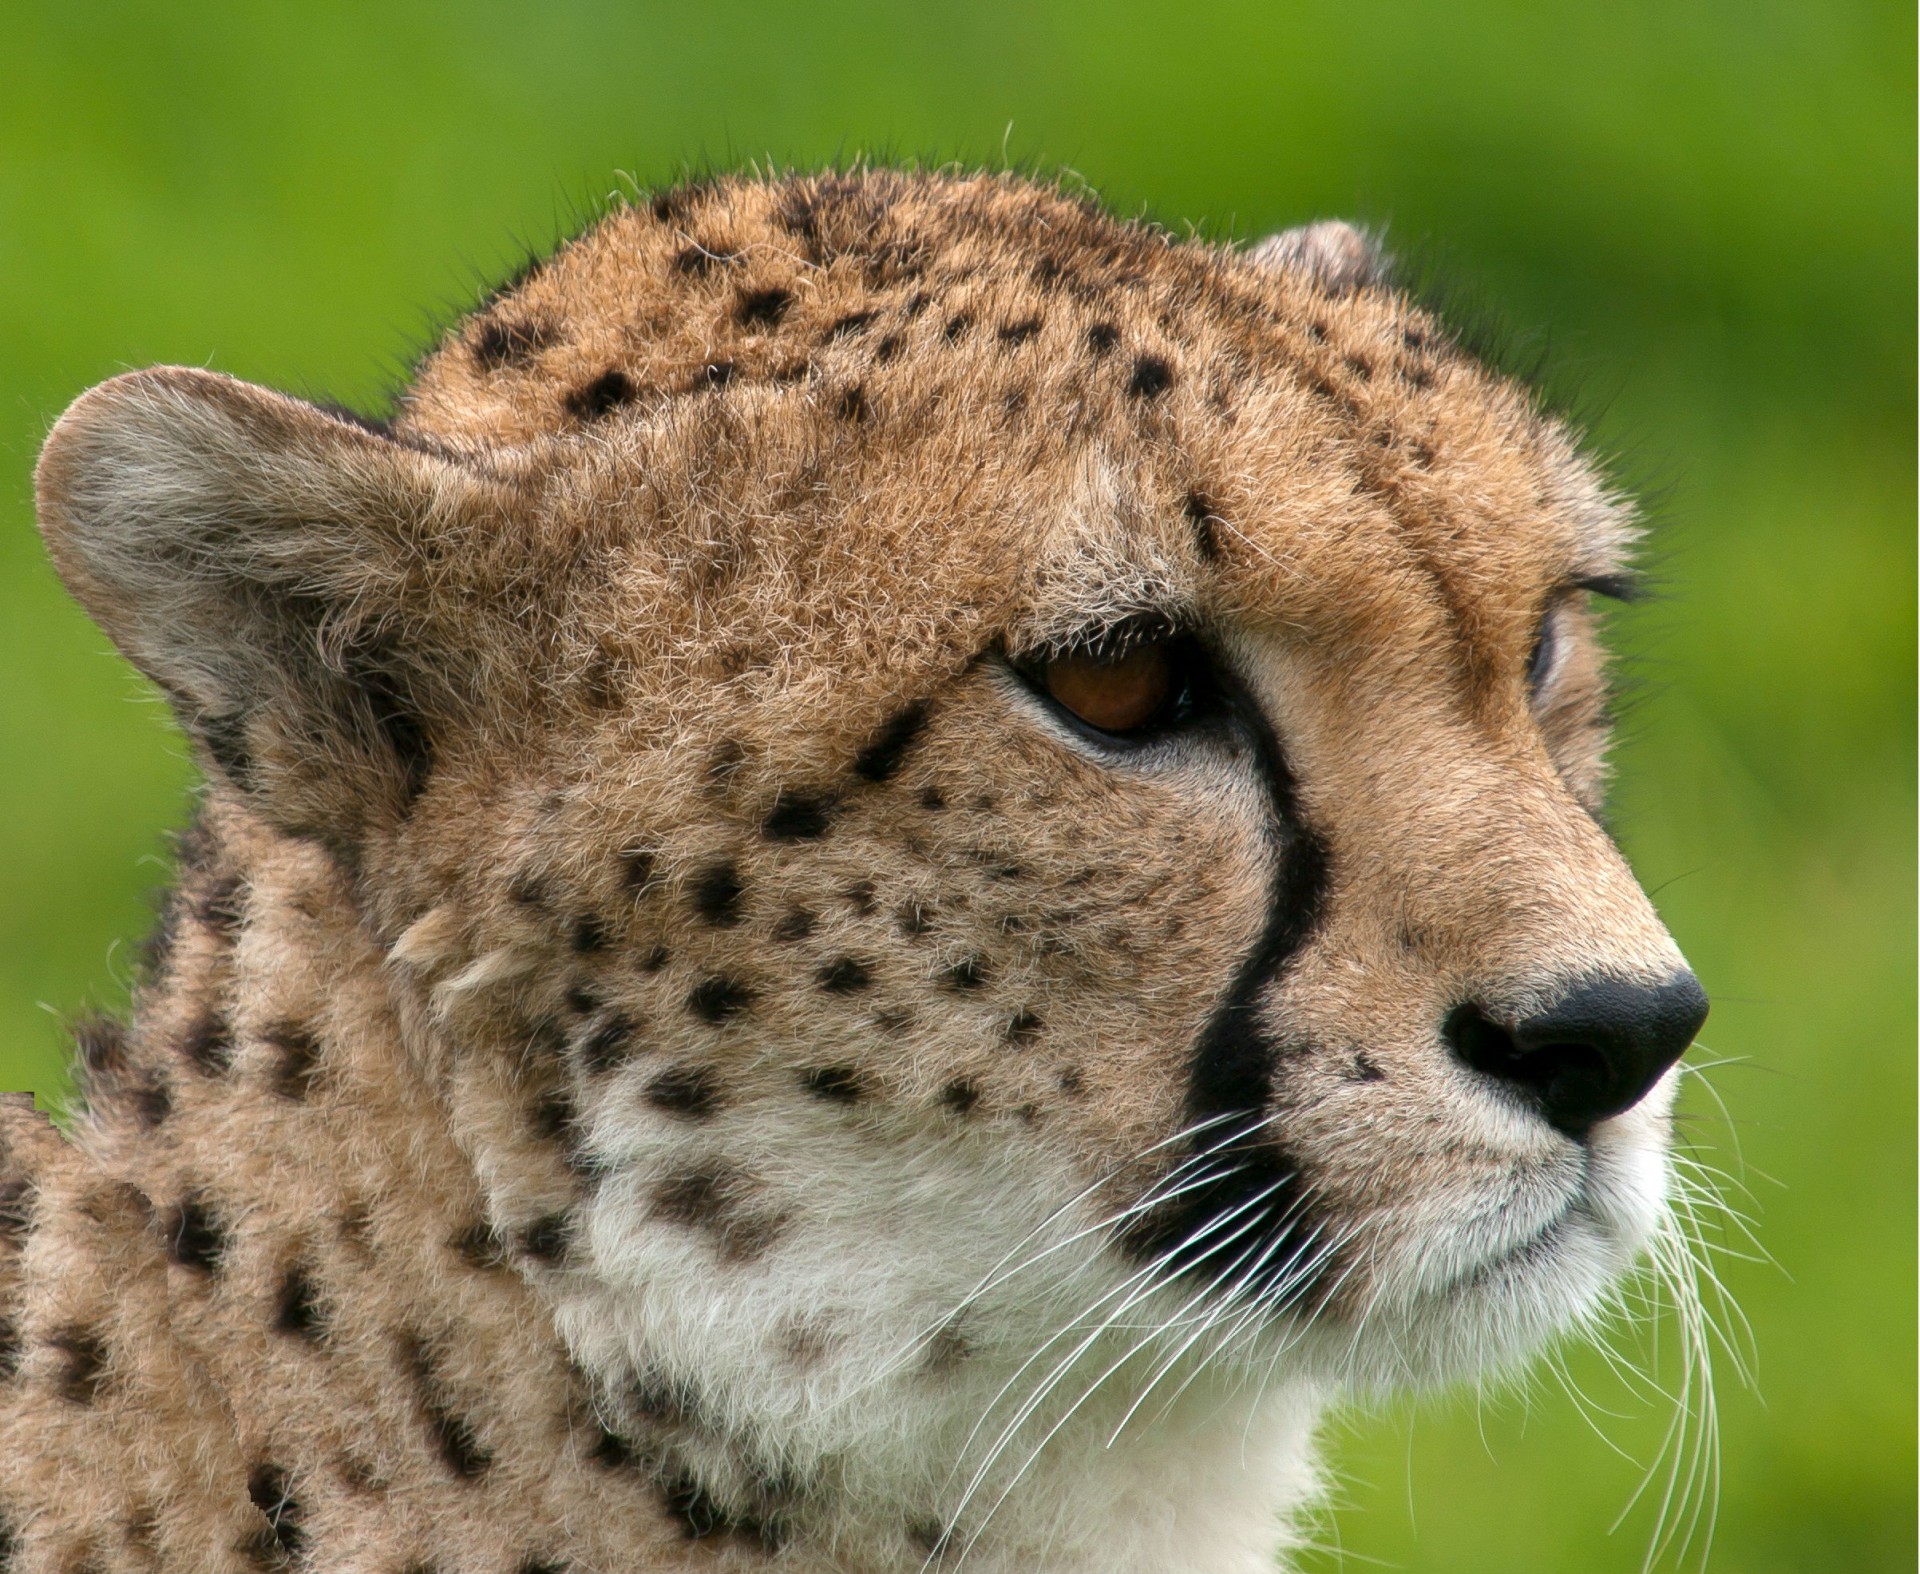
38,175 -> 1703,1448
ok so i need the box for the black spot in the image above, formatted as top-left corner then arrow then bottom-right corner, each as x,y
564,984 -> 601,1015
895,900 -> 935,938
0,1178 -> 30,1248
826,308 -> 879,339
588,1424 -> 637,1470
1185,491 -> 1224,562
941,1080 -> 980,1115
527,1015 -> 568,1062
453,1221 -> 507,1271
581,647 -> 621,708
519,1213 -> 572,1264
997,317 -> 1041,346
276,1264 -> 324,1341
673,242 -> 739,275
707,739 -> 748,785
1345,1051 -> 1386,1083
161,1196 -> 227,1273
641,944 -> 671,971
918,786 -> 945,810
688,975 -> 752,1024
622,848 -> 660,894
648,1065 -> 722,1117
198,709 -> 256,791
941,957 -> 990,991
651,180 -> 712,223
0,1512 -> 17,1570
472,316 -> 554,369
853,701 -> 929,783
261,1023 -> 320,1101
570,915 -> 611,953
565,369 -> 637,420
763,790 -> 835,841
836,384 -> 869,422
578,1013 -> 635,1075
691,360 -> 737,391
875,333 -> 901,362
508,871 -> 549,908
198,873 -> 246,937
736,286 -> 792,327
800,1066 -> 863,1104
942,313 -> 973,342
662,1469 -> 733,1540
772,909 -> 816,943
72,1012 -> 127,1083
0,1314 -> 20,1379
401,1334 -> 493,1479
1085,322 -> 1119,355
842,880 -> 877,916
1127,354 -> 1174,399
909,1518 -> 954,1556
180,1007 -> 233,1075
50,1325 -> 106,1404
530,1086 -> 575,1142
1058,1066 -> 1085,1095
1004,1010 -> 1043,1044
691,862 -> 745,928
651,1168 -> 734,1231
1343,354 -> 1374,382
337,1201 -> 375,1256
247,1464 -> 303,1561
815,957 -> 872,994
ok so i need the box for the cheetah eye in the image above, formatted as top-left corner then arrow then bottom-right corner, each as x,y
1525,608 -> 1559,697
1020,627 -> 1211,743
1042,643 -> 1174,734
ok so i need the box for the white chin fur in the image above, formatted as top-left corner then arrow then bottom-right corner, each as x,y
535,1075 -> 1676,1569
1313,1076 -> 1676,1395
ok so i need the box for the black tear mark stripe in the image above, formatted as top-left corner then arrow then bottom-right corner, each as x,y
1120,675 -> 1332,1301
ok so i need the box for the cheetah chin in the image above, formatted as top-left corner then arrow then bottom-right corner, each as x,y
5,168 -> 1707,1574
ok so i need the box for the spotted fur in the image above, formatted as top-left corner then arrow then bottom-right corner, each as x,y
6,168 -> 1697,1572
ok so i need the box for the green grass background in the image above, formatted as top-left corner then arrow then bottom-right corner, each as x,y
1,4 -> 1910,1569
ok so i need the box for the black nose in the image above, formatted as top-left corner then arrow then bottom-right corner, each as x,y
1445,972 -> 1709,1139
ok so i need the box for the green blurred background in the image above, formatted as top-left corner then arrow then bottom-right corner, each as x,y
1,4 -> 1910,1569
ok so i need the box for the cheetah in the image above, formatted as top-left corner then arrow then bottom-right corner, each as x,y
2,168 -> 1707,1573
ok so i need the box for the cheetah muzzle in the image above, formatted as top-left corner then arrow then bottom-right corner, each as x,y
3,170 -> 1707,1573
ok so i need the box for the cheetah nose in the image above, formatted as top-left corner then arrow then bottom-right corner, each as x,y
1444,972 -> 1709,1140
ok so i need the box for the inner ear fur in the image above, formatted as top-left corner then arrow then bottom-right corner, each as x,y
35,366 -> 515,850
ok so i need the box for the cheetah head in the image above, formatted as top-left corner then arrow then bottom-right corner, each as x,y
36,173 -> 1704,1557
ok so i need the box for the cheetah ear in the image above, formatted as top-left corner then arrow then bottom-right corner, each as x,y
1247,220 -> 1388,294
35,366 -> 509,850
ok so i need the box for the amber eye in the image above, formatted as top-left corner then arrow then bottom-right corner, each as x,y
1040,641 -> 1176,735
